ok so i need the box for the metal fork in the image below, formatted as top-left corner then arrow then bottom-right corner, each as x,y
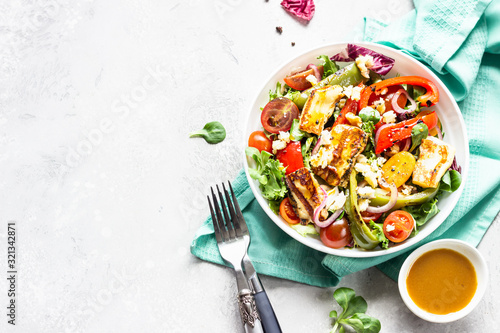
209,182 -> 282,333
208,183 -> 263,333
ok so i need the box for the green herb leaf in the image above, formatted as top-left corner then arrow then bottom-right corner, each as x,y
403,198 -> 440,231
439,170 -> 462,192
333,287 -> 356,311
317,55 -> 339,78
410,122 -> 428,152
330,287 -> 381,333
351,313 -> 382,333
189,121 -> 226,144
290,119 -> 307,141
268,200 -> 281,214
290,223 -> 319,237
340,318 -> 364,332
369,221 -> 389,249
245,147 -> 287,201
269,81 -> 283,100
302,136 -> 317,169
359,107 -> 381,124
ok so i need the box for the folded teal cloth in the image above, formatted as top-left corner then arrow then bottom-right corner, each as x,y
191,0 -> 500,287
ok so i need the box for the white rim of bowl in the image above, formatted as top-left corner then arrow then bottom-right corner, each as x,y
243,41 -> 469,257
398,239 -> 488,323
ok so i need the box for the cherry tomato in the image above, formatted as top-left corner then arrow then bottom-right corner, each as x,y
248,131 -> 272,153
276,141 -> 304,175
261,97 -> 299,134
279,197 -> 300,224
383,210 -> 415,243
320,217 -> 352,249
360,211 -> 382,223
283,66 -> 324,91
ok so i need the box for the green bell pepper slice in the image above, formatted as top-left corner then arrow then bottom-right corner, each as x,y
369,187 -> 439,210
292,63 -> 366,109
345,170 -> 380,250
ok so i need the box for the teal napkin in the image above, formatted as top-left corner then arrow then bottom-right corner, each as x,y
191,0 -> 500,287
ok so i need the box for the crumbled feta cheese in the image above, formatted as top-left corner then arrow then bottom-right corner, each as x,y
357,154 -> 368,164
355,154 -> 384,188
358,198 -> 370,212
351,86 -> 362,101
382,110 -> 397,124
324,187 -> 347,211
401,184 -> 416,196
320,130 -> 332,146
357,186 -> 376,199
355,55 -> 374,79
385,223 -> 395,232
272,131 -> 291,154
373,97 -> 386,114
338,98 -> 346,109
310,147 -> 333,169
379,87 -> 388,95
346,113 -> 362,128
305,74 -> 318,86
343,85 -> 353,98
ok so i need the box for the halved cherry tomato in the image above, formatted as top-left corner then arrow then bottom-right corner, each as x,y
276,141 -> 304,175
320,217 -> 352,249
360,211 -> 382,223
261,97 -> 299,134
279,197 -> 300,224
283,66 -> 324,91
383,210 -> 415,243
375,111 -> 438,154
248,131 -> 272,153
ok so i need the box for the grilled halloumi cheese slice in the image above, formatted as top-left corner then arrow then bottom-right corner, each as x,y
299,85 -> 344,136
285,167 -> 327,222
310,124 -> 368,187
412,136 -> 456,188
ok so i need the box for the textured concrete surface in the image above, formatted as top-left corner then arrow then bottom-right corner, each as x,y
0,0 -> 498,332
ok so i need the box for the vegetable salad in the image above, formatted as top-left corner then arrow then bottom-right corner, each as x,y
246,44 -> 461,250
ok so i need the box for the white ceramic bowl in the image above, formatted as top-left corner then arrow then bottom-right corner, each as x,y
243,42 -> 469,257
398,239 -> 488,322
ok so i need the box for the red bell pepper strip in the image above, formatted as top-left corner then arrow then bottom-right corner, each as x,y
334,98 -> 359,126
334,83 -> 364,126
359,76 -> 439,109
276,141 -> 304,175
375,111 -> 439,154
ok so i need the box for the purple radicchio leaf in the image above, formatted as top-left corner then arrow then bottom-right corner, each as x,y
449,156 -> 462,174
281,0 -> 315,22
330,44 -> 395,75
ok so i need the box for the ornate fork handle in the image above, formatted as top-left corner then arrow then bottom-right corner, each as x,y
237,289 -> 261,329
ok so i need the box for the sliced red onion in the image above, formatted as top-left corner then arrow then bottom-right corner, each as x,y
306,64 -> 322,82
313,187 -> 343,228
435,125 -> 443,140
391,89 -> 416,115
311,137 -> 322,155
366,182 -> 398,213
401,137 -> 411,151
374,123 -> 393,149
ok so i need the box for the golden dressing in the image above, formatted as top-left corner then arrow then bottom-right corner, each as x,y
406,248 -> 477,315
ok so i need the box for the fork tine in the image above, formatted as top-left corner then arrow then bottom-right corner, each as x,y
223,182 -> 243,238
211,187 -> 229,242
228,181 -> 249,235
216,185 -> 236,240
207,195 -> 222,243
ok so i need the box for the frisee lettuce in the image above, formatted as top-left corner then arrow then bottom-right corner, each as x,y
245,147 -> 287,202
